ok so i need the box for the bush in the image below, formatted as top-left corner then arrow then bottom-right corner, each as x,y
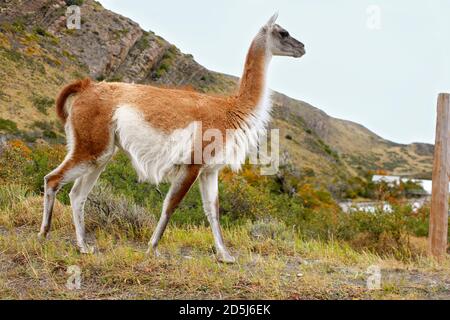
31,94 -> 54,115
86,182 -> 156,240
343,173 -> 427,200
0,184 -> 31,209
248,218 -> 293,241
0,140 -> 67,201
65,0 -> 84,6
32,121 -> 60,140
2,48 -> 22,62
34,27 -> 50,37
0,140 -> 32,185
135,35 -> 150,51
153,47 -> 177,79
97,151 -> 206,226
0,118 -> 18,133
220,175 -> 277,222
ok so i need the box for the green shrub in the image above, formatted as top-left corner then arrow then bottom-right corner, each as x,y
0,184 -> 31,209
65,0 -> 84,6
155,62 -> 170,78
0,141 -> 68,201
135,35 -> 150,51
153,47 -> 177,79
31,121 -> 60,141
248,218 -> 293,241
318,139 -> 339,161
32,120 -> 53,131
11,20 -> 25,33
31,94 -> 54,115
113,29 -> 130,40
343,173 -> 426,200
62,50 -> 76,61
336,205 -> 424,258
99,151 -> 206,226
2,48 -> 22,62
107,75 -> 123,82
43,130 -> 57,139
220,175 -> 278,223
0,118 -> 18,133
86,182 -> 156,240
34,27 -> 50,37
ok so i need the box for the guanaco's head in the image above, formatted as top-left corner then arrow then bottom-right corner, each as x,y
262,13 -> 305,58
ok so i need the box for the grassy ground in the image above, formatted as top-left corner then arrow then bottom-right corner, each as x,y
0,194 -> 449,300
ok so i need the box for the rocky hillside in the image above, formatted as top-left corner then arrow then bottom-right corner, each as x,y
0,0 -> 434,188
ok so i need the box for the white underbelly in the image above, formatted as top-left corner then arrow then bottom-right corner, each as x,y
113,105 -> 196,184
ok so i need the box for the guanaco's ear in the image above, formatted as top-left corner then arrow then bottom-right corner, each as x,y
266,12 -> 279,27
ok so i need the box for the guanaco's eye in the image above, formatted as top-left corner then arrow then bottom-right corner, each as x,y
279,31 -> 289,38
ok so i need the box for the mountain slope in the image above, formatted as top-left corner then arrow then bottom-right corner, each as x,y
0,0 -> 433,187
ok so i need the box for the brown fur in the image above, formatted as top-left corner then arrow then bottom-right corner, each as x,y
53,39 -> 266,169
165,165 -> 201,215
56,78 -> 91,123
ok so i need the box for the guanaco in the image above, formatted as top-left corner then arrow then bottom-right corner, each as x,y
39,13 -> 305,263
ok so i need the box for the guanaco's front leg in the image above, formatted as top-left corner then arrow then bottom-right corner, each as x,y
147,165 -> 201,255
199,169 -> 236,263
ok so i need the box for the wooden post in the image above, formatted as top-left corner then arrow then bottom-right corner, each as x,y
429,93 -> 450,260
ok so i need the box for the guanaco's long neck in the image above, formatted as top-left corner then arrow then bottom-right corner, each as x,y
230,34 -> 271,122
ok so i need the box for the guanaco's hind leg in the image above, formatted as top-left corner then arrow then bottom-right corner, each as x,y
199,169 -> 236,263
147,165 -> 201,256
39,157 -> 111,249
38,160 -> 90,239
39,174 -> 59,239
69,162 -> 109,253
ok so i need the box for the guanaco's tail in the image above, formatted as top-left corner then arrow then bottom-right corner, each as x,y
56,78 -> 92,123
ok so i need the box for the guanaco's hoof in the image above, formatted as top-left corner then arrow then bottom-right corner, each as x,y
37,232 -> 49,241
217,253 -> 236,264
146,247 -> 162,258
79,244 -> 96,254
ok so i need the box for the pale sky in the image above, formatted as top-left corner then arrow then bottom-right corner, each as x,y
98,0 -> 450,144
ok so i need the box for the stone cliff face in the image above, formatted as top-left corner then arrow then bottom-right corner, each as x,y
0,0 -> 434,181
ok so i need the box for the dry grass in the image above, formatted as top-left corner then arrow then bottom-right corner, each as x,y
0,191 -> 449,300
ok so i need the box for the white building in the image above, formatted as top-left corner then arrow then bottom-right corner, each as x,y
340,175 -> 434,213
372,175 -> 434,195
340,176 -> 450,213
